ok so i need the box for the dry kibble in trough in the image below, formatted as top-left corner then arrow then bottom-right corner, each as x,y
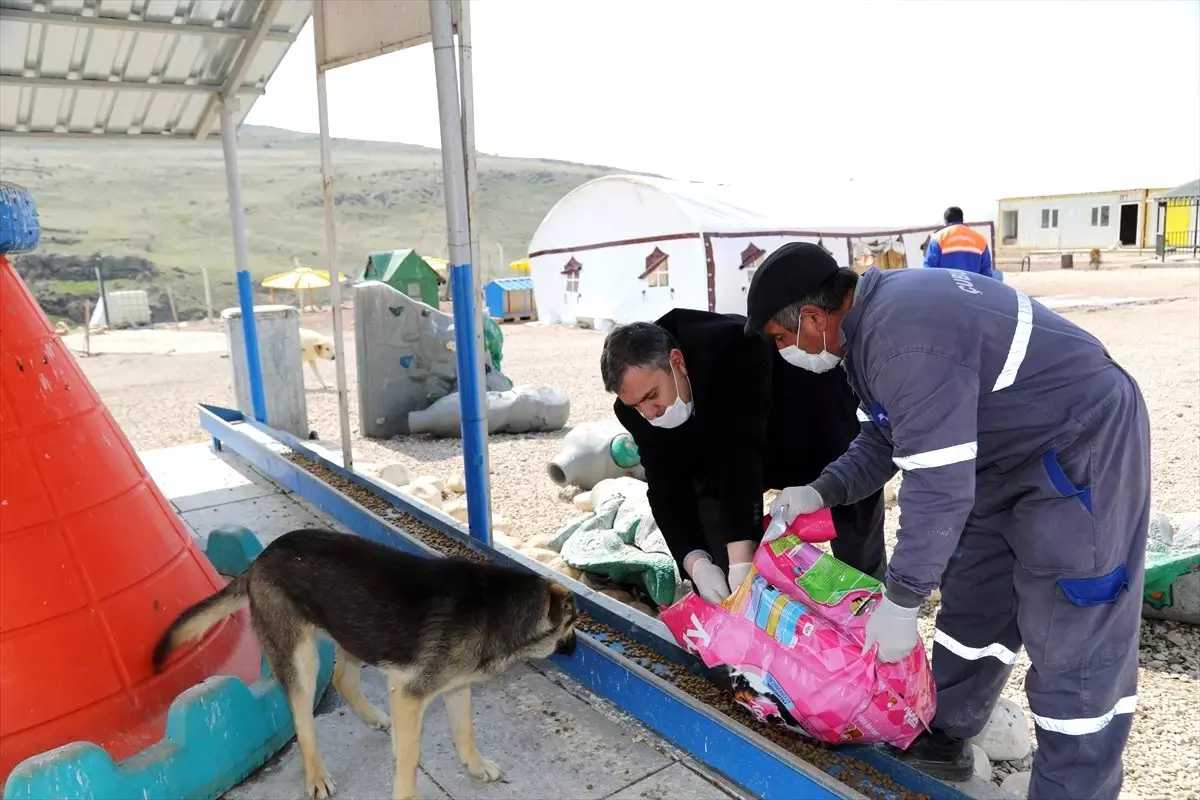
549,556 -> 583,580
283,453 -> 935,800
573,491 -> 594,512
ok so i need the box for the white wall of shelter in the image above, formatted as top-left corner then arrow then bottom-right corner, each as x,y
528,175 -> 995,328
996,188 -> 1164,251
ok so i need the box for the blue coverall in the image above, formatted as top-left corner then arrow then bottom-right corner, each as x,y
924,223 -> 995,278
814,267 -> 1149,799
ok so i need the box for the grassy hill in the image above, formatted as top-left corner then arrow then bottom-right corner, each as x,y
1,125 -> 626,322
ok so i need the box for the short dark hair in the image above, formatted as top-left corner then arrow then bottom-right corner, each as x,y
944,206 -> 964,225
771,268 -> 859,330
600,322 -> 676,393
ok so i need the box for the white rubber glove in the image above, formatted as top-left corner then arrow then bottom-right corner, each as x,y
727,562 -> 752,592
688,555 -> 731,604
768,485 -> 825,526
862,594 -> 921,663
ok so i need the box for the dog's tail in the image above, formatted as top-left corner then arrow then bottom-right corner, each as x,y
152,573 -> 250,672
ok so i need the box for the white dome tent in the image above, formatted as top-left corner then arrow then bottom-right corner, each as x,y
526,175 -> 995,327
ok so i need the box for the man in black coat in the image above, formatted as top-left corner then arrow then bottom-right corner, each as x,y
600,309 -> 886,604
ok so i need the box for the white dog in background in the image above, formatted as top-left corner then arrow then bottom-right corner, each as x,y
299,328 -> 335,389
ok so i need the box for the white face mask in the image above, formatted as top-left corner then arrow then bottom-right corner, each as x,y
646,365 -> 694,429
780,324 -> 842,374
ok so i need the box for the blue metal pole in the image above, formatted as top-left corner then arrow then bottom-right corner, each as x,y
448,261 -> 490,543
431,0 -> 492,545
236,269 -> 267,423
219,100 -> 267,425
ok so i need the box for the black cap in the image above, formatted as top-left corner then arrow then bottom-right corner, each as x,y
744,242 -> 839,335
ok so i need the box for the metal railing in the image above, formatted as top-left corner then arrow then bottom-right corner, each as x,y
1156,197 -> 1200,260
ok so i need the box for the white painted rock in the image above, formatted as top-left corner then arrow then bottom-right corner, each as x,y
1000,771 -> 1031,798
628,601 -> 655,617
970,697 -> 1032,762
400,480 -> 442,509
443,497 -> 469,522
491,514 -> 512,535
573,491 -> 595,512
599,588 -> 636,605
492,531 -> 519,549
410,475 -> 447,495
581,573 -> 608,591
549,556 -> 582,580
971,744 -> 991,782
525,532 -> 554,550
447,472 -> 465,494
520,546 -> 560,566
376,463 -> 411,488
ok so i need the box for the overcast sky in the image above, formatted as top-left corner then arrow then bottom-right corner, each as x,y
246,0 -> 1200,225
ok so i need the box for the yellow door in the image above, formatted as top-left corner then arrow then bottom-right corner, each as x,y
1165,204 -> 1192,247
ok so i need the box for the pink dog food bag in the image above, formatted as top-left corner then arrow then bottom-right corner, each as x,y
662,529 -> 935,748
753,534 -> 883,636
762,507 -> 838,543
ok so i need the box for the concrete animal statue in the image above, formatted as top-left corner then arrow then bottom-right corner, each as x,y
152,529 -> 579,800
407,385 -> 570,437
300,327 -> 336,389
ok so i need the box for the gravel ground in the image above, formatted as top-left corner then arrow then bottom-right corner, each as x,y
74,268 -> 1199,799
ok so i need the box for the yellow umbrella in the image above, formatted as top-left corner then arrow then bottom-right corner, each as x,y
262,259 -> 347,307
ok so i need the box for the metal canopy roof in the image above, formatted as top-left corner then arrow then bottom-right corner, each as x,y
1159,179 -> 1200,200
0,0 -> 310,139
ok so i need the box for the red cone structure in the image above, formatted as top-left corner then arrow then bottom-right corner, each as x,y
0,255 -> 261,783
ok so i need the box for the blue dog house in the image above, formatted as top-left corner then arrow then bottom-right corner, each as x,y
483,277 -> 537,322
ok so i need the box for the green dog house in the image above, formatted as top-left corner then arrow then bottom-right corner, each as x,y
362,249 -> 445,308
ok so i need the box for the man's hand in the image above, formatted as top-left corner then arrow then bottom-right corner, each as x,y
727,562 -> 752,592
862,594 -> 921,663
686,554 -> 731,604
768,485 -> 825,526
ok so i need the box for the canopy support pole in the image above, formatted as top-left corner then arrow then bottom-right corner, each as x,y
431,0 -> 492,544
456,0 -> 493,533
219,99 -> 267,424
313,0 -> 355,470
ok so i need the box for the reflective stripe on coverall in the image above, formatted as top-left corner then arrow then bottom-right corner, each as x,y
820,267 -> 1149,800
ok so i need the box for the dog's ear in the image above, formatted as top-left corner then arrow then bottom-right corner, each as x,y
547,581 -> 576,627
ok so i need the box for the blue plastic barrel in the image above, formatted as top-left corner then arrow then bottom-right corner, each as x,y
0,181 -> 41,255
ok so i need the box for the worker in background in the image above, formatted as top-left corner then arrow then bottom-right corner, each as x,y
924,206 -> 995,278
744,243 -> 1149,800
599,309 -> 886,604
